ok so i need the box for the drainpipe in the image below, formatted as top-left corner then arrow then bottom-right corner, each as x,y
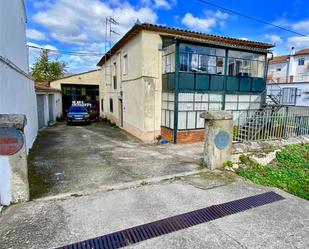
286,57 -> 290,83
264,52 -> 273,106
173,41 -> 180,144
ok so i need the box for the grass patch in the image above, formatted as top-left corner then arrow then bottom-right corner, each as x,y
237,144 -> 309,200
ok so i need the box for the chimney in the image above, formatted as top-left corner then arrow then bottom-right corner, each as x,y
291,46 -> 296,55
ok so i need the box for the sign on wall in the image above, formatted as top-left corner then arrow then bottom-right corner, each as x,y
72,101 -> 92,107
0,127 -> 24,156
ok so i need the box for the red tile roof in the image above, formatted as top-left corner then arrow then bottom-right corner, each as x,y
97,23 -> 274,66
295,48 -> 309,56
269,55 -> 290,64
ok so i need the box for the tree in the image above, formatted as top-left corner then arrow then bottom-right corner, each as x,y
31,50 -> 66,83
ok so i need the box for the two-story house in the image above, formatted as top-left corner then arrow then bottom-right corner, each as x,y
97,23 -> 273,144
267,48 -> 309,106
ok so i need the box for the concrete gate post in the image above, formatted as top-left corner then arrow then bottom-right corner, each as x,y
0,114 -> 29,205
200,111 -> 233,170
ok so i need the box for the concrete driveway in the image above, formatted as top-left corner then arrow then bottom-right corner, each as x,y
29,122 -> 203,198
0,180 -> 308,249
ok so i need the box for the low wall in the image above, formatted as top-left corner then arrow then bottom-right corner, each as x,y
161,127 -> 205,144
231,135 -> 309,163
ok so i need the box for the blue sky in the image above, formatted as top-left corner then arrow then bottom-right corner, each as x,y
24,0 -> 309,73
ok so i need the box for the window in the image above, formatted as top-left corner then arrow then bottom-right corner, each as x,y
123,54 -> 128,75
176,93 -> 223,130
179,44 -> 225,74
162,44 -> 176,73
109,98 -> 113,113
113,62 -> 117,89
228,50 -> 265,77
276,68 -> 281,72
298,58 -> 305,66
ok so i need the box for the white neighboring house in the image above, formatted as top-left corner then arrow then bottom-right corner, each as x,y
35,83 -> 62,129
0,0 -> 38,149
267,48 -> 309,106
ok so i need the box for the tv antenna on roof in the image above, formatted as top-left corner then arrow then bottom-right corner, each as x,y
104,17 -> 120,86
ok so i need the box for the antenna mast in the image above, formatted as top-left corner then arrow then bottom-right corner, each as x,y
104,17 -> 119,86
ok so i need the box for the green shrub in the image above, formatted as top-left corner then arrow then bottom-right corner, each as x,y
237,144 -> 309,200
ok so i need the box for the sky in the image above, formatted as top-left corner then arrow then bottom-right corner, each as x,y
24,0 -> 309,73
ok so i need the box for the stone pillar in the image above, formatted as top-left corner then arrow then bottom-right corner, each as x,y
200,111 -> 233,170
0,114 -> 29,205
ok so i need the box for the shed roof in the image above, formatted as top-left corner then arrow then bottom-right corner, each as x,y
35,82 -> 62,93
97,23 -> 274,66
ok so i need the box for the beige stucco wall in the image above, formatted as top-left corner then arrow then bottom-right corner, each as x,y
50,70 -> 102,114
50,70 -> 100,89
100,30 -> 163,142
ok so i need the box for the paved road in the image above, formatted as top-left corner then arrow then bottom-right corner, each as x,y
0,181 -> 308,249
29,122 -> 203,198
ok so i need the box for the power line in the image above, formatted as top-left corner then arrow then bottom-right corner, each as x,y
196,0 -> 309,37
27,45 -> 103,56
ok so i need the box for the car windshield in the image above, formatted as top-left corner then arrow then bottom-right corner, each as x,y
69,106 -> 87,112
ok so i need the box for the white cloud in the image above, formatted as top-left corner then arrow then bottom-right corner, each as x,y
26,29 -> 47,40
287,36 -> 309,50
32,0 -> 157,45
292,20 -> 309,33
142,0 -> 177,9
181,10 -> 229,33
264,34 -> 282,45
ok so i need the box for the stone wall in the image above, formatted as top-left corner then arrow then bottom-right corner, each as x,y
232,135 -> 309,163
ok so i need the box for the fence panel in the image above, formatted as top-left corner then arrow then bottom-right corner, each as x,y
232,107 -> 309,142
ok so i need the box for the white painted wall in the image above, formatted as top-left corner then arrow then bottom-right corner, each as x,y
0,0 -> 28,72
0,0 -> 38,151
0,157 -> 11,205
290,55 -> 309,82
268,53 -> 309,83
0,64 -> 38,150
268,62 -> 289,83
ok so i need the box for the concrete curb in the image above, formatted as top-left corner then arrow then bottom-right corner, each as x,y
34,169 -> 208,202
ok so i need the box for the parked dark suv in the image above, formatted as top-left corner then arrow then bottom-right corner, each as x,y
67,106 -> 90,125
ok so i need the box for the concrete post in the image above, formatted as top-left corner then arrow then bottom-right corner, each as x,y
200,111 -> 233,170
0,114 -> 29,205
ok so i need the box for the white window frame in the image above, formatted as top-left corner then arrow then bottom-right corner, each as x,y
298,57 -> 305,66
123,53 -> 128,75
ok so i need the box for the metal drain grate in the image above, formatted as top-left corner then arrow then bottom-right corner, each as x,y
57,191 -> 284,249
